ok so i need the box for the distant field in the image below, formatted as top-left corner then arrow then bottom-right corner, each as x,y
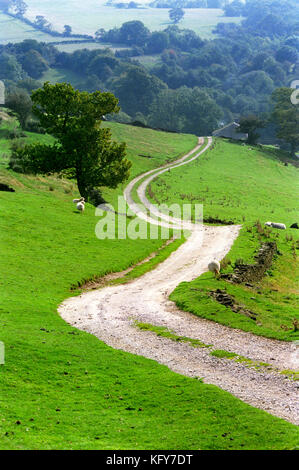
135,54 -> 161,68
0,12 -> 69,44
0,2 -> 243,47
54,42 -> 129,53
40,67 -> 85,87
23,1 -> 242,38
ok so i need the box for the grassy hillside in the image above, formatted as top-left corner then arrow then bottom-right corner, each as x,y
148,139 -> 298,226
147,138 -> 299,341
0,112 -> 55,170
40,68 -> 86,88
1,119 -> 298,449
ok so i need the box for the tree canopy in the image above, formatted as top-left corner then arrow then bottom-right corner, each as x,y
10,82 -> 132,199
148,86 -> 222,135
1,0 -> 298,142
6,88 -> 32,128
271,87 -> 299,155
169,7 -> 185,24
238,115 -> 266,145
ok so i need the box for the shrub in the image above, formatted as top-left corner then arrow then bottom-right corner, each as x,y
25,119 -> 46,134
9,139 -> 27,173
8,128 -> 24,139
106,111 -> 131,124
9,141 -> 64,174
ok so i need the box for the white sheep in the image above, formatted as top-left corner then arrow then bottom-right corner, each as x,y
76,200 -> 85,213
208,260 -> 221,277
264,221 -> 286,230
271,222 -> 286,230
73,197 -> 85,204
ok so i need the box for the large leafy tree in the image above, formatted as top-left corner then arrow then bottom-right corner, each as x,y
238,115 -> 266,145
34,15 -> 52,31
112,66 -> 167,116
0,52 -> 23,81
6,89 -> 32,128
275,45 -> 298,64
271,87 -> 299,156
11,82 -> 131,199
63,25 -> 72,37
224,0 -> 244,17
20,49 -> 49,79
12,0 -> 27,17
148,86 -> 222,135
169,7 -> 185,24
146,31 -> 170,54
1,0 -> 27,16
118,21 -> 150,46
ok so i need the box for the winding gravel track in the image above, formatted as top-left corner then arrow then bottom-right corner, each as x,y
59,138 -> 299,425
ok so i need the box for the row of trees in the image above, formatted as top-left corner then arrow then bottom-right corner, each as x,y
169,7 -> 185,24
1,0 -> 297,203
7,81 -> 298,211
97,21 -> 204,51
1,32 -> 297,139
218,0 -> 299,38
6,74 -> 299,156
1,0 -> 297,143
150,0 -> 226,8
232,87 -> 298,154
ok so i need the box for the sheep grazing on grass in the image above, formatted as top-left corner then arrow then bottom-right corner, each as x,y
264,221 -> 286,230
72,197 -> 85,213
208,260 -> 221,277
271,222 -> 286,230
73,197 -> 85,204
76,200 -> 85,213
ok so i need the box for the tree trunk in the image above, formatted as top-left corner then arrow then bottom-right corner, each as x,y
76,166 -> 88,199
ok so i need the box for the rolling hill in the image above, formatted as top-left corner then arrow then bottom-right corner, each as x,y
146,137 -> 299,341
1,116 -> 298,449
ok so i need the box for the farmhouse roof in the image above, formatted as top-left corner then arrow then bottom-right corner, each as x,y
212,122 -> 248,141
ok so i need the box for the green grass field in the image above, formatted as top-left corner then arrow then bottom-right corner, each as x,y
54,42 -> 130,53
135,53 -> 161,69
40,67 -> 85,88
0,12 -> 70,44
24,2 -> 242,37
0,111 -> 55,168
147,138 -> 299,341
40,60 -> 160,91
1,116 -> 299,449
0,4 -> 242,45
